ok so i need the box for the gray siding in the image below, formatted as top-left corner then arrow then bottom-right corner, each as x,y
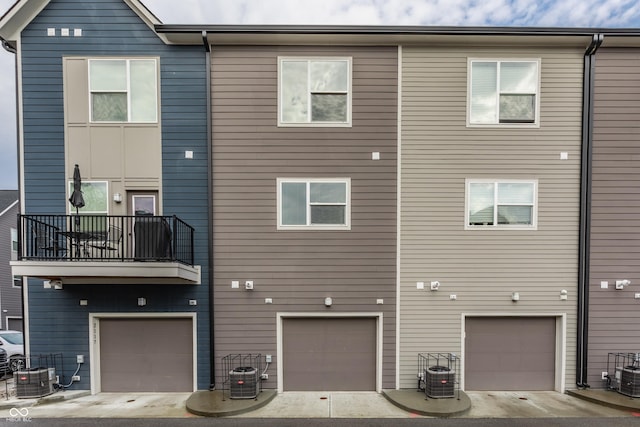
0,197 -> 22,330
588,48 -> 640,388
20,0 -> 209,389
211,46 -> 398,389
400,46 -> 584,389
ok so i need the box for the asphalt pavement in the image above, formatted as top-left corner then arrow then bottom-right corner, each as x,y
3,418 -> 640,427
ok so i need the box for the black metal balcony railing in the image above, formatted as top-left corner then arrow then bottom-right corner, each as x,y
17,214 -> 194,266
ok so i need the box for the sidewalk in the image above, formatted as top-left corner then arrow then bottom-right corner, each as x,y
0,387 -> 636,419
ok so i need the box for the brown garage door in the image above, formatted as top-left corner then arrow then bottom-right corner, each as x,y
465,317 -> 555,391
100,318 -> 193,392
283,317 -> 376,391
7,318 -> 22,332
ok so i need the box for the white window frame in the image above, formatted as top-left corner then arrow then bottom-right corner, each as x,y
278,57 -> 352,127
465,179 -> 538,230
11,227 -> 18,255
467,58 -> 541,128
68,180 -> 109,215
277,178 -> 351,230
12,276 -> 22,289
88,58 -> 159,123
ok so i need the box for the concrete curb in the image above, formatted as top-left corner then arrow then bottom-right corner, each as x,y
0,389 -> 91,410
382,389 -> 471,417
186,389 -> 277,417
567,389 -> 640,413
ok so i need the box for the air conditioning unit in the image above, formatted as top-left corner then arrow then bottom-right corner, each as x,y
618,366 -> 640,398
229,366 -> 258,399
425,365 -> 455,398
15,368 -> 55,399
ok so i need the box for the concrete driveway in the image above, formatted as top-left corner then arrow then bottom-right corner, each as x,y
0,390 -> 634,419
462,391 -> 631,418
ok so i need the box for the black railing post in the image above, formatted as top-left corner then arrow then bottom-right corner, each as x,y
172,215 -> 177,262
190,222 -> 194,265
16,213 -> 22,260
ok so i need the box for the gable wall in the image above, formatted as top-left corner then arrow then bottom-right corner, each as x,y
19,0 -> 210,389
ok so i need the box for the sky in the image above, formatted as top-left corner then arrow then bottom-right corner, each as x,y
0,0 -> 639,190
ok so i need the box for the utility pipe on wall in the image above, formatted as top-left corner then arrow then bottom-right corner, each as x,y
576,33 -> 603,389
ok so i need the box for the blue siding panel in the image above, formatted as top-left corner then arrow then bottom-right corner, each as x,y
21,0 -> 210,390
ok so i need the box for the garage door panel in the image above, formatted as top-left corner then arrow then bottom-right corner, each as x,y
283,318 -> 376,391
100,318 -> 193,392
465,317 -> 555,391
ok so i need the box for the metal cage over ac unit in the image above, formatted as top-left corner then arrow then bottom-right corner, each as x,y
418,353 -> 460,399
15,367 -> 56,399
222,354 -> 263,400
606,353 -> 640,398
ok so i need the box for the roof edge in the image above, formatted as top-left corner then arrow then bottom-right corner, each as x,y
0,0 -> 49,42
155,25 -> 640,48
155,24 -> 640,36
0,0 -> 171,45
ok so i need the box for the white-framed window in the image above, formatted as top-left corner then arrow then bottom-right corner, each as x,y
277,178 -> 351,230
11,227 -> 18,254
68,181 -> 109,214
89,58 -> 158,123
466,179 -> 537,229
68,181 -> 109,232
468,59 -> 540,126
278,57 -> 352,126
12,276 -> 22,288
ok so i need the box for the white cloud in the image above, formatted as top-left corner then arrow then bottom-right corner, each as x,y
143,0 -> 640,26
0,0 -> 639,189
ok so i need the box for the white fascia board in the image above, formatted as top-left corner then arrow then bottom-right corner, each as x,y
0,0 -> 50,42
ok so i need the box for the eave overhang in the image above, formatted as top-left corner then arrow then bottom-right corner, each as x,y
155,24 -> 640,48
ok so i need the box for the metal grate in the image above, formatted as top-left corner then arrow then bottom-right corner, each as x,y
221,354 -> 262,400
606,352 -> 640,398
418,353 -> 460,400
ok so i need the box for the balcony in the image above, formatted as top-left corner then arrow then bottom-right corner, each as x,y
11,214 -> 201,285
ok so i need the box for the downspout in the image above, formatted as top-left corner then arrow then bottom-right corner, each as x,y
577,33 -> 603,389
202,31 -> 216,390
